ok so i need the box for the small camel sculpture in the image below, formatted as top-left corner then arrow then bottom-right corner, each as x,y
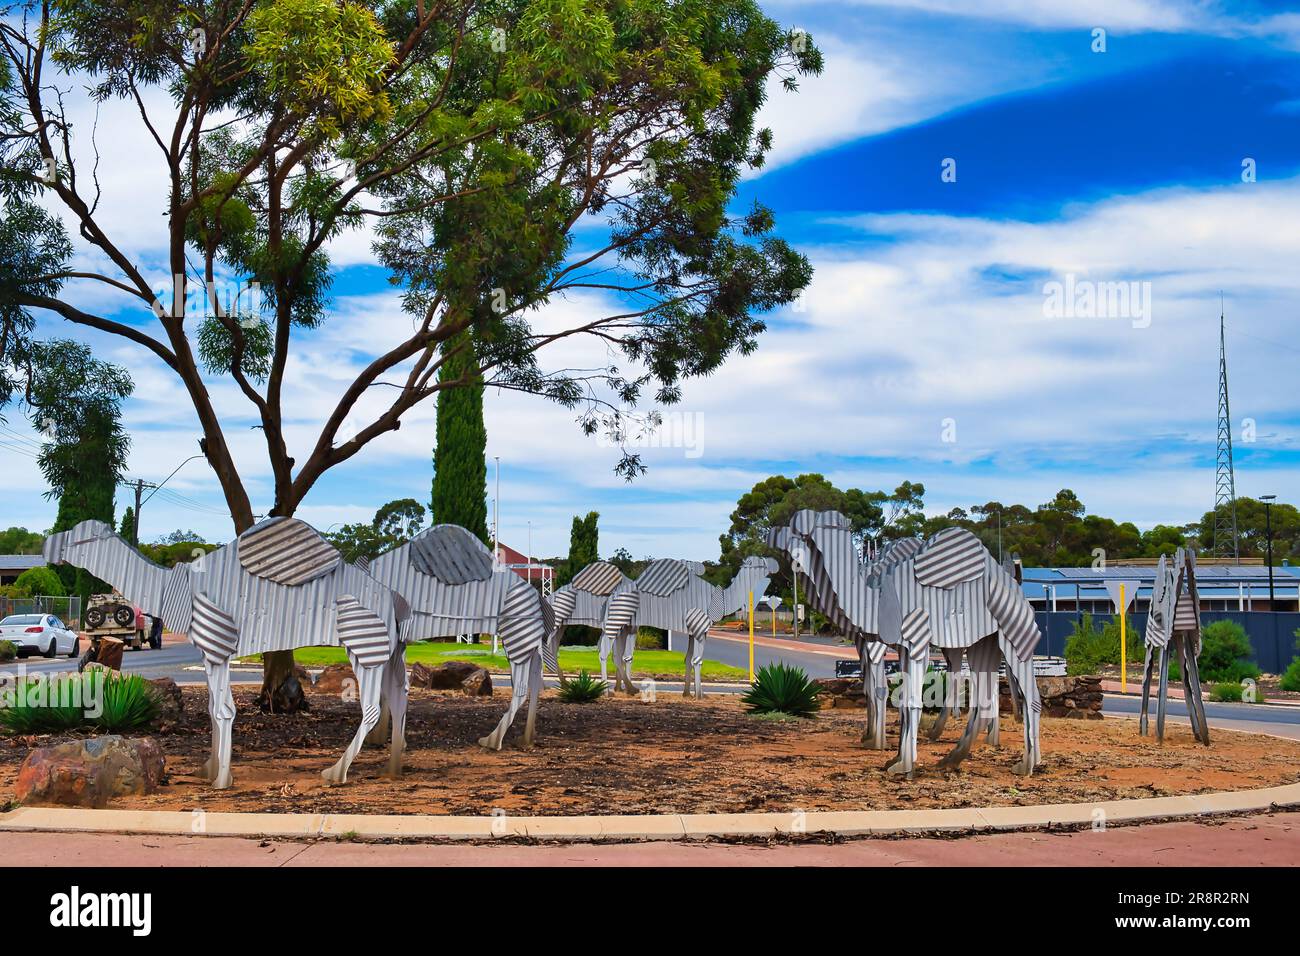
544,561 -> 631,679
367,525 -> 550,749
599,556 -> 777,697
1140,548 -> 1211,745
768,510 -> 1042,776
43,518 -> 408,788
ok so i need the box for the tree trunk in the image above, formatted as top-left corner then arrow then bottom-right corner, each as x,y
257,649 -> 300,711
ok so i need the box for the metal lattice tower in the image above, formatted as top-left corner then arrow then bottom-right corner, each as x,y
1213,307 -> 1240,562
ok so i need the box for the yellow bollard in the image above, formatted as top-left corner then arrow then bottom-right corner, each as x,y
1119,583 -> 1127,693
748,590 -> 755,682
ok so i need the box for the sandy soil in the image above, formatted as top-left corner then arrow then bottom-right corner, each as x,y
3,686 -> 1297,816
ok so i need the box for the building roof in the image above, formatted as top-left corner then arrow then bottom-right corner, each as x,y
493,543 -> 553,582
0,555 -> 45,571
1021,564 -> 1300,600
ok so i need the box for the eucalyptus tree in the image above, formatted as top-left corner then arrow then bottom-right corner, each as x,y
0,0 -> 818,700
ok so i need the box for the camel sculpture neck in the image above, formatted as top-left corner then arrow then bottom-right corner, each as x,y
65,529 -> 174,614
801,526 -> 879,634
720,566 -> 767,619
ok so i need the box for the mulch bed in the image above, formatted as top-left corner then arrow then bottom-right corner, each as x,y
3,685 -> 1298,816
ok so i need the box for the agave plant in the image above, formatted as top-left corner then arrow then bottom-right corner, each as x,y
90,671 -> 162,731
0,671 -> 160,734
741,662 -> 821,718
558,669 -> 607,704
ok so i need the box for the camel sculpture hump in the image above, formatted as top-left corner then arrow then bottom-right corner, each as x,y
410,525 -> 494,583
635,558 -> 690,597
238,517 -> 341,587
571,561 -> 625,596
789,508 -> 849,535
912,527 -> 987,588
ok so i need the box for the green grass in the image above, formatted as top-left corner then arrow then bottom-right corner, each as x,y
243,642 -> 748,680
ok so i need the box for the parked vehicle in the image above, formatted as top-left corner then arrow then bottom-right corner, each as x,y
0,613 -> 79,658
82,592 -> 160,650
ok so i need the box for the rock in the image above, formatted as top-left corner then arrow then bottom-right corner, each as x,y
999,675 -> 1103,720
146,677 -> 183,731
410,661 -> 493,696
312,664 -> 357,695
15,736 -> 165,808
261,674 -> 308,713
94,637 -> 124,671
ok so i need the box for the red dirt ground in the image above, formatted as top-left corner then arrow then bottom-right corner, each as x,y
3,686 -> 1297,815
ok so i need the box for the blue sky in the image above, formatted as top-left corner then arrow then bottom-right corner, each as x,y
7,1 -> 1300,560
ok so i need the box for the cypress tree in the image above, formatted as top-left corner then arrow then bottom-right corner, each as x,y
118,506 -> 135,540
431,332 -> 489,544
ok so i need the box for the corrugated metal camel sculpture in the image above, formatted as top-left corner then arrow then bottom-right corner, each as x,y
1140,548 -> 1211,745
543,561 -> 630,679
43,518 -> 408,789
367,525 -> 550,749
767,510 -> 1042,776
599,556 -> 778,697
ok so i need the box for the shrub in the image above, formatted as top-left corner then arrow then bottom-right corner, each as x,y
557,670 -> 606,704
1064,613 -> 1143,676
1281,657 -> 1300,693
13,565 -> 65,598
0,671 -> 160,734
1196,620 -> 1260,683
635,626 -> 665,650
741,662 -> 821,718
0,640 -> 16,662
1210,682 -> 1244,703
91,672 -> 161,731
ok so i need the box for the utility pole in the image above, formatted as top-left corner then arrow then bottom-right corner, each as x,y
1261,495 -> 1277,607
131,479 -> 143,547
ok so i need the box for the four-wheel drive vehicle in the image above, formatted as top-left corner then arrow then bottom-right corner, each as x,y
0,613 -> 79,658
83,592 -> 160,650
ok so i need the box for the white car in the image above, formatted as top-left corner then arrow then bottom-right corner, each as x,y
0,613 -> 79,658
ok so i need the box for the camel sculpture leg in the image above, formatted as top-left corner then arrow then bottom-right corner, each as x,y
1138,643 -> 1157,736
687,620 -> 709,698
323,650 -> 384,785
1177,635 -> 1211,746
682,631 -> 696,698
999,640 -> 1041,775
857,639 -> 888,750
927,647 -> 965,741
1155,644 -> 1169,742
201,656 -> 236,790
884,651 -> 926,778
937,633 -> 1000,770
523,652 -> 543,747
384,644 -> 409,776
480,654 -> 535,750
618,627 -> 639,695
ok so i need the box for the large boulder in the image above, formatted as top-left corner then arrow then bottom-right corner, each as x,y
410,661 -> 493,696
814,677 -> 867,710
15,736 -> 165,808
312,663 -> 356,696
146,677 -> 183,731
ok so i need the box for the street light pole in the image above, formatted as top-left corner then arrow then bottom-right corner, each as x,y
1261,495 -> 1277,607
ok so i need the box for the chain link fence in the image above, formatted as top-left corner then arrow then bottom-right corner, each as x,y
0,595 -> 82,627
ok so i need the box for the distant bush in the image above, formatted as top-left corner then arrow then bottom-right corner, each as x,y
635,626 -> 665,650
1210,682 -> 1245,703
1065,613 -> 1143,676
1196,621 -> 1260,683
1279,632 -> 1300,693
0,640 -> 16,662
12,566 -> 64,598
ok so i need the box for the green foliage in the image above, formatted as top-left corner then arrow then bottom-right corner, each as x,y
117,507 -> 135,541
0,527 -> 44,554
0,671 -> 160,734
246,0 -> 395,138
1197,620 -> 1259,683
1064,612 -> 1143,676
325,498 -> 427,561
0,641 -> 16,662
635,627 -> 664,650
558,512 -> 600,586
719,473 -> 923,588
139,540 -> 219,568
431,333 -> 488,544
93,671 -> 163,731
1280,652 -> 1300,693
13,566 -> 65,598
557,669 -> 606,703
741,662 -> 821,718
1198,497 -> 1300,561
1209,682 -> 1245,703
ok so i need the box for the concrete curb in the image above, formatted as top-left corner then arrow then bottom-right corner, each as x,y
3,782 -> 1298,843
